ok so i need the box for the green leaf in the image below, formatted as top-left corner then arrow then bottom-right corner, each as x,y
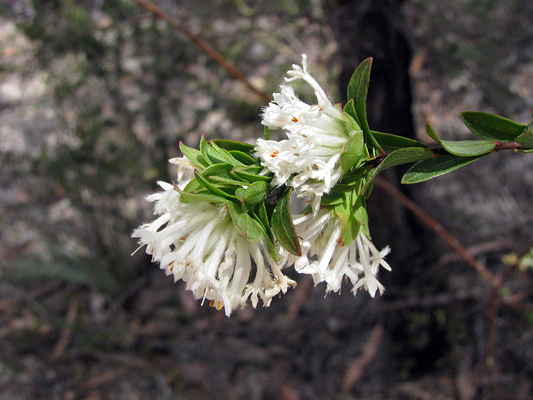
346,58 -> 381,151
209,141 -> 245,166
402,154 -> 483,184
439,139 -> 496,156
424,121 -> 439,142
181,178 -> 202,194
199,136 -> 216,165
254,202 -> 277,260
179,189 -> 228,204
271,187 -> 301,256
343,99 -> 360,124
203,163 -> 235,181
227,201 -> 263,242
231,165 -> 271,182
179,142 -> 209,169
347,58 -> 372,106
320,190 -> 345,206
353,195 -> 370,237
340,129 -> 364,173
240,181 -> 270,206
426,121 -> 496,156
203,164 -> 246,186
199,137 -> 245,166
372,131 -> 428,152
334,193 -> 362,247
211,139 -> 256,154
462,111 -> 527,141
514,118 -> 533,149
194,170 -> 233,199
228,150 -> 257,165
363,147 -> 434,193
377,147 -> 434,172
207,175 -> 247,186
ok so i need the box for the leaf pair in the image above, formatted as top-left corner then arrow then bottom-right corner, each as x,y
402,113 -> 531,183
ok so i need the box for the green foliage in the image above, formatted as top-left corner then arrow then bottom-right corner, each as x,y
372,131 -> 428,152
402,154 -> 482,184
461,111 -> 526,141
237,181 -> 270,207
333,191 -> 362,246
340,129 -> 364,173
346,58 -> 381,152
271,188 -> 302,256
227,201 -> 264,242
514,119 -> 533,149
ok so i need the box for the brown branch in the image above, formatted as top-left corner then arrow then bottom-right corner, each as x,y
481,291 -> 503,398
479,236 -> 533,397
342,324 -> 383,392
132,0 -> 270,104
492,141 -> 525,152
375,176 -> 499,288
50,295 -> 80,360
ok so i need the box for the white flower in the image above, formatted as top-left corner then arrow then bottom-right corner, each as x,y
132,160 -> 295,316
256,55 -> 360,213
285,208 -> 390,297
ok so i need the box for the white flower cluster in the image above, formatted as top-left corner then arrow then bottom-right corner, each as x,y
256,55 -> 353,214
288,209 -> 390,297
133,56 -> 390,316
133,158 -> 295,316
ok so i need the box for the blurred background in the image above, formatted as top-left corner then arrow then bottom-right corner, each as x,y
1,0 -> 533,399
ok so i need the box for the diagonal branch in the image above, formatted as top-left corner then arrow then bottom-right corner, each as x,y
375,176 -> 499,288
132,0 -> 270,104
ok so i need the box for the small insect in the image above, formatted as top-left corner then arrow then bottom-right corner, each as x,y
265,184 -> 287,205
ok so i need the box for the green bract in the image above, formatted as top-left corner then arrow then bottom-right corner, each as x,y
176,137 -> 278,247
271,187 -> 302,256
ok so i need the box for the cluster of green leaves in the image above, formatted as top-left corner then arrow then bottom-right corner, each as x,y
401,113 -> 533,183
178,137 -> 287,258
312,58 -> 428,250
341,58 -> 533,186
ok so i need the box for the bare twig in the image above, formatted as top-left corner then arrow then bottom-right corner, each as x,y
479,237 -> 533,397
51,294 -> 80,360
281,384 -> 301,400
342,324 -> 383,392
375,177 -> 499,288
474,290 -> 503,399
81,368 -> 128,389
132,0 -> 270,104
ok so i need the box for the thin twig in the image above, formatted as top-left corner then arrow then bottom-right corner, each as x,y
51,294 -> 80,360
479,291 -> 503,399
342,324 -> 383,392
132,0 -> 270,103
375,176 -> 499,288
479,236 -> 533,397
498,236 -> 533,287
